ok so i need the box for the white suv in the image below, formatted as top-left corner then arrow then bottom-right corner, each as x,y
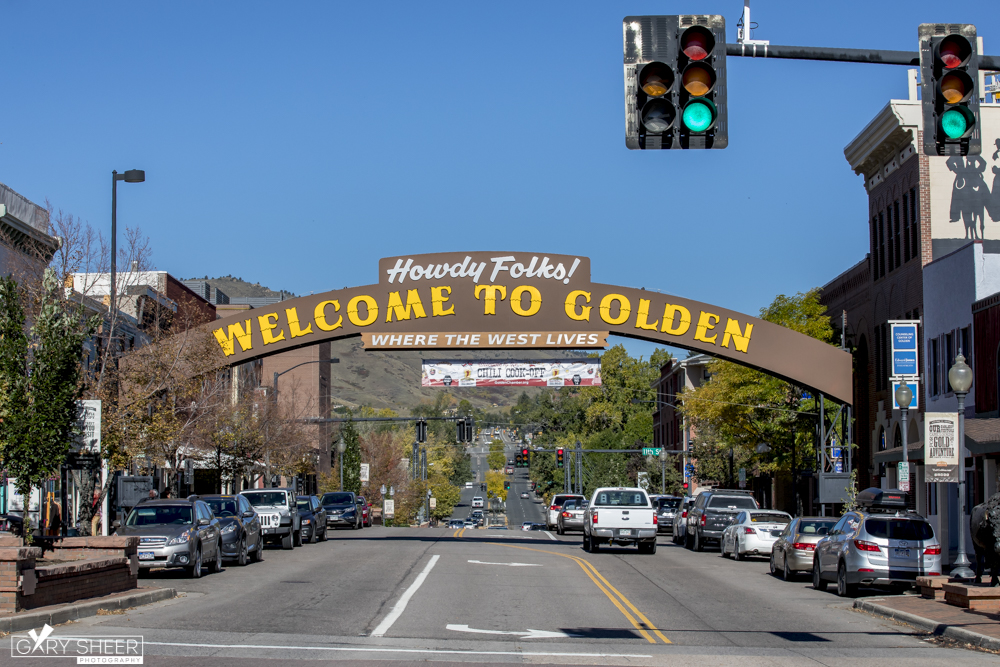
471,497 -> 484,508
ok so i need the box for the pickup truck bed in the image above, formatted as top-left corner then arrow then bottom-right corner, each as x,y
582,487 -> 657,554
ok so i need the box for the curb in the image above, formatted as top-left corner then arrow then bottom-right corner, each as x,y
854,598 -> 1000,651
0,588 -> 176,634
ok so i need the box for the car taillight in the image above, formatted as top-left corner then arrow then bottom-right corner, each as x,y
854,540 -> 881,553
550,505 -> 558,511
792,542 -> 816,551
924,545 -> 942,555
592,512 -> 598,524
562,511 -> 571,518
700,514 -> 706,526
743,527 -> 756,534
681,510 -> 687,518
858,568 -> 874,572
653,515 -> 658,525
929,571 -> 941,576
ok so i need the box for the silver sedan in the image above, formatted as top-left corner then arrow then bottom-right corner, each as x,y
769,517 -> 837,580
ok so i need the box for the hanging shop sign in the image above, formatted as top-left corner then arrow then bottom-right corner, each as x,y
924,412 -> 959,483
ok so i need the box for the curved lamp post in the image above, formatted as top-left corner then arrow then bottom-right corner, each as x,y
110,169 -> 144,343
949,353 -> 975,579
337,437 -> 346,492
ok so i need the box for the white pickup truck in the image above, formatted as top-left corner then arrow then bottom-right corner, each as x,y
582,487 -> 657,554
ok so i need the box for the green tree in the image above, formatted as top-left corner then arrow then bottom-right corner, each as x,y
487,439 -> 506,470
341,418 -> 362,494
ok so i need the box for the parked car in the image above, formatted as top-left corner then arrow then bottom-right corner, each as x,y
770,516 -> 838,580
546,493 -> 586,530
813,488 -> 942,597
687,490 -> 759,551
720,509 -> 792,560
557,499 -> 589,535
202,494 -> 263,566
296,495 -> 328,543
320,491 -> 362,530
356,496 -> 372,527
672,498 -> 696,544
652,496 -> 682,534
583,487 -> 657,553
117,497 -> 222,578
241,488 -> 302,549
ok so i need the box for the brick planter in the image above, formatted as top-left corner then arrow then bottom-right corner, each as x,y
943,582 -> 1000,612
916,575 -> 951,600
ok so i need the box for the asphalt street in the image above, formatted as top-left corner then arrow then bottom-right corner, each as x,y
18,442 -> 998,667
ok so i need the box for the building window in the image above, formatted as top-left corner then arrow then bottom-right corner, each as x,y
961,325 -> 972,364
927,482 -> 938,515
886,207 -> 895,273
945,332 -> 955,393
909,187 -> 919,261
893,200 -> 902,268
877,212 -> 886,280
870,215 -> 878,276
902,194 -> 910,262
930,338 -> 939,396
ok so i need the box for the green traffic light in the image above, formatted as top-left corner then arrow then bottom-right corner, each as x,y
682,100 -> 714,133
941,108 -> 968,139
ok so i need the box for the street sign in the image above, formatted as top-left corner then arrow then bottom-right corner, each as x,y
891,380 -> 919,410
898,461 -> 911,492
383,499 -> 395,517
72,400 -> 101,455
889,321 -> 920,378
641,447 -> 662,457
360,463 -> 370,482
925,413 -> 959,483
430,497 -> 437,510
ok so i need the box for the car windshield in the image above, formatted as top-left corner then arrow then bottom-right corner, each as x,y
657,498 -> 681,509
321,493 -> 354,505
296,501 -> 312,511
243,492 -> 288,507
750,512 -> 791,524
593,490 -> 648,507
207,499 -> 238,517
708,496 -> 757,509
127,505 -> 192,526
864,518 -> 935,541
798,520 -> 837,535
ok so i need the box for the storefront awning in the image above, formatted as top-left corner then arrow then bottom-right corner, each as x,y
873,442 -> 924,464
965,418 -> 1000,456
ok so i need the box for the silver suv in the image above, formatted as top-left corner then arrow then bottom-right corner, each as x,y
117,498 -> 222,578
812,488 -> 942,597
672,497 -> 695,544
241,488 -> 301,549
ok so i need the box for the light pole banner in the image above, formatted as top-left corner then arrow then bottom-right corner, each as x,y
421,359 -> 601,388
889,320 -> 920,378
925,412 -> 959,483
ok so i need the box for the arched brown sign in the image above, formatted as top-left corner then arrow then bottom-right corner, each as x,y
205,252 -> 852,403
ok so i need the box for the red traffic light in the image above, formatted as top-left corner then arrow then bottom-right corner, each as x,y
681,26 -> 714,61
938,35 -> 971,70
683,482 -> 689,489
557,448 -> 564,455
522,448 -> 528,456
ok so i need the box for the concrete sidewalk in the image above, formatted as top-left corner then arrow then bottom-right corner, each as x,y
855,594 -> 1000,651
0,587 -> 175,634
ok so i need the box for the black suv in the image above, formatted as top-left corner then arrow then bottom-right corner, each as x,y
202,494 -> 264,566
686,489 -> 759,551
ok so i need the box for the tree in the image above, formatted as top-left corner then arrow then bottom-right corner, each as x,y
487,439 -> 506,470
341,418 -> 362,494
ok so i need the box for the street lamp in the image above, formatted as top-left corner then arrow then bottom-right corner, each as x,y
110,169 -> 144,340
949,352 -> 975,579
273,359 -> 340,402
658,448 -> 668,494
337,437 -> 346,492
894,382 -> 913,472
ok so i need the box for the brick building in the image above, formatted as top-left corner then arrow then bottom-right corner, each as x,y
652,353 -> 709,491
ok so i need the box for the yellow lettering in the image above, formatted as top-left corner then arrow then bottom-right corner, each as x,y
431,286 -> 455,316
694,311 -> 720,345
314,300 -> 342,331
474,284 -> 507,315
348,295 -> 379,327
599,293 -> 631,325
285,307 -> 313,338
212,319 -> 253,357
564,290 -> 591,321
258,313 -> 286,345
661,304 -> 691,335
634,298 -> 659,331
386,289 -> 428,323
510,285 -> 541,317
721,318 -> 754,353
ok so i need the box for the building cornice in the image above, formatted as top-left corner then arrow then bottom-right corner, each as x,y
844,100 -> 921,180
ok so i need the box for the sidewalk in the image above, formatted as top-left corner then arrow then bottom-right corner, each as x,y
0,587 -> 175,634
855,593 -> 1000,651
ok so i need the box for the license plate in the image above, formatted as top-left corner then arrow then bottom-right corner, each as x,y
618,529 -> 632,536
893,548 -> 911,558
139,552 -> 154,560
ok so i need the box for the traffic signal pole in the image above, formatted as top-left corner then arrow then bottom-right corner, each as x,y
727,42 -> 1000,71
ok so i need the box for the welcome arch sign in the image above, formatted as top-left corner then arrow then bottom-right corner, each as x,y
209,252 -> 852,403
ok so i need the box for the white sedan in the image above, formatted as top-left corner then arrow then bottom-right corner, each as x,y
720,510 -> 792,560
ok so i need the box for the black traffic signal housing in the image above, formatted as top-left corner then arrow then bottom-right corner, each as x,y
623,15 -> 727,150
515,453 -> 523,467
521,448 -> 530,468
504,480 -> 510,490
415,419 -> 427,443
556,448 -> 564,468
465,418 -> 475,443
456,419 -> 466,443
919,23 -> 980,156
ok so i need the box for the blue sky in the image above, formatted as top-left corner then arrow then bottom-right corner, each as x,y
3,1 -> 998,361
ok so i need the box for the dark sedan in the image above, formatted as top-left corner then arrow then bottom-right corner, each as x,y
203,494 -> 264,566
296,495 -> 328,543
321,491 -> 361,530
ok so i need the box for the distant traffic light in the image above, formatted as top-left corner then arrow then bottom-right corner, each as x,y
465,418 -> 475,443
623,15 -> 727,150
920,23 -> 980,156
457,419 -> 466,443
683,482 -> 689,490
556,448 -> 564,468
504,480 -> 510,490
521,448 -> 530,468
515,454 -> 523,467
415,419 -> 427,443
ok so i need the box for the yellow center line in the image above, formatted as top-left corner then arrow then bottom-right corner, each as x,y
489,542 -> 669,644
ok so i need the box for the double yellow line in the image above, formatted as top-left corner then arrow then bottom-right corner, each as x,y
452,527 -> 467,538
491,543 -> 670,644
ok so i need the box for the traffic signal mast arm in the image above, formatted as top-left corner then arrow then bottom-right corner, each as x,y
727,42 -> 1000,71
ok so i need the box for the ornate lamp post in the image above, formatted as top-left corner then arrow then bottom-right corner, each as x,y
949,353 -> 975,579
659,449 -> 668,494
337,437 -> 346,492
894,382 -> 913,482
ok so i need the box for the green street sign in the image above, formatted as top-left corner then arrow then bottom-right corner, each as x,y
642,447 -> 662,456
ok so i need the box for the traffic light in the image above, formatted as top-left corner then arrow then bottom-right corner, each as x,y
465,418 -> 475,443
683,481 -> 689,490
515,454 -> 522,467
457,419 -> 466,443
504,480 -> 510,490
415,419 -> 427,443
919,23 -> 980,156
521,448 -> 530,468
557,448 -> 564,468
623,15 -> 727,150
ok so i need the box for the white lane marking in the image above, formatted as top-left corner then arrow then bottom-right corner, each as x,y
370,554 -> 440,637
446,624 -> 576,639
139,640 -> 651,658
544,531 -> 558,541
467,559 -> 541,567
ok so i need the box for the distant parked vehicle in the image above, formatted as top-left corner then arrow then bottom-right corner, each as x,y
686,490 -> 759,551
241,488 -> 302,550
202,494 -> 263,566
652,496 -> 682,534
720,510 -> 792,560
320,492 -> 362,530
770,517 -> 837,580
672,498 -> 696,544
117,498 -> 222,578
356,496 -> 372,527
296,495 -> 328,543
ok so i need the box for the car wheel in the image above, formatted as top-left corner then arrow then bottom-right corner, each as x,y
557,523 -> 564,535
253,534 -> 264,562
237,538 -> 248,566
293,527 -> 303,547
769,552 -> 777,575
281,531 -> 293,550
642,540 -> 657,555
813,558 -> 828,591
733,543 -> 742,561
720,538 -> 729,558
694,531 -> 703,552
583,532 -> 591,551
309,525 -> 318,544
318,526 -> 327,542
783,556 -> 792,581
188,547 -> 202,578
837,562 -> 857,598
209,541 -> 223,573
